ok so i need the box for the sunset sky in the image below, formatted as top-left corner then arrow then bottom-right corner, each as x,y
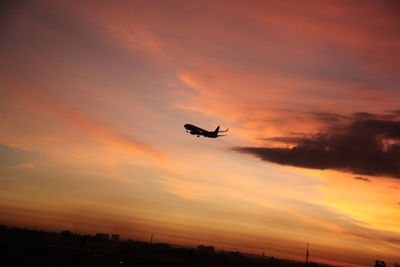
1,1 -> 400,266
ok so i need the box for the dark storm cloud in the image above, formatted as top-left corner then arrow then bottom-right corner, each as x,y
351,111 -> 400,121
352,112 -> 376,119
353,176 -> 371,182
388,109 -> 400,116
310,111 -> 346,123
234,116 -> 400,178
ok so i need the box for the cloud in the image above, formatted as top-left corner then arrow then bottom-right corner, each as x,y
234,114 -> 400,178
7,84 -> 166,161
353,176 -> 371,182
0,144 -> 37,168
46,102 -> 165,160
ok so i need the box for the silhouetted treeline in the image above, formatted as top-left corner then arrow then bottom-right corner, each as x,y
0,225 -> 335,267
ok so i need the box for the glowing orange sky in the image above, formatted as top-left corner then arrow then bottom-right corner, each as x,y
1,1 -> 400,266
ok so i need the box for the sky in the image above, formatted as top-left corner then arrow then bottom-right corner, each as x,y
1,0 -> 400,266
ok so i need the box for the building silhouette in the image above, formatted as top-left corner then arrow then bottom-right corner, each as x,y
111,234 -> 120,241
95,233 -> 109,240
197,244 -> 215,253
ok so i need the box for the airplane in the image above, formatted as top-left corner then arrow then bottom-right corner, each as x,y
184,123 -> 229,138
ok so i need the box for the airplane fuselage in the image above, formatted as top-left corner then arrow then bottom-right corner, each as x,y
184,124 -> 228,138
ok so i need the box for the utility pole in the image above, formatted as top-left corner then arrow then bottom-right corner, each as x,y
305,242 -> 309,264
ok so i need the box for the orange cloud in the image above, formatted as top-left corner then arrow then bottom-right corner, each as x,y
42,100 -> 165,160
2,80 -> 165,161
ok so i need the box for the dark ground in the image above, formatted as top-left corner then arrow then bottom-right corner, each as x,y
0,225 -> 330,267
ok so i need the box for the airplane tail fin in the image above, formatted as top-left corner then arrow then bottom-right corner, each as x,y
215,126 -> 229,133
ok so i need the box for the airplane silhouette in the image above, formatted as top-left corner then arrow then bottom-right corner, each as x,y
184,124 -> 229,138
